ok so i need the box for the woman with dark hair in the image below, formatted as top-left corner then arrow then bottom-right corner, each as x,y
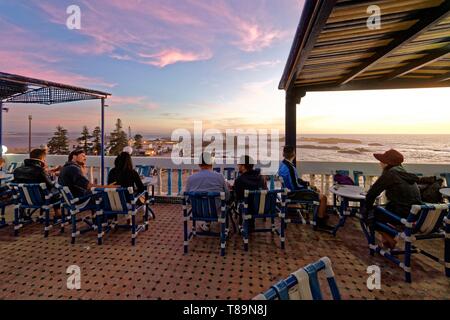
366,149 -> 422,248
107,152 -> 145,195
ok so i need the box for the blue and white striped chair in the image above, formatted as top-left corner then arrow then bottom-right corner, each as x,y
239,189 -> 287,251
0,185 -> 13,229
365,203 -> 450,282
183,192 -> 228,256
8,183 -> 63,237
56,184 -> 99,244
253,257 -> 341,300
135,165 -> 154,177
6,162 -> 19,174
93,187 -> 150,245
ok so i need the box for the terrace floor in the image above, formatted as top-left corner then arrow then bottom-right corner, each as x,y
0,203 -> 448,300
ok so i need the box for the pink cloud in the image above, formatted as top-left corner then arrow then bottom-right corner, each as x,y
139,49 -> 212,68
109,96 -> 160,111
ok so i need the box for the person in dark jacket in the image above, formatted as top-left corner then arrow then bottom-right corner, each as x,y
366,149 -> 422,248
58,150 -> 92,199
234,155 -> 266,230
107,152 -> 145,195
13,148 -> 60,216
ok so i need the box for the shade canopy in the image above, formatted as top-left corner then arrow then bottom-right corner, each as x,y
280,0 -> 450,93
0,72 -> 110,104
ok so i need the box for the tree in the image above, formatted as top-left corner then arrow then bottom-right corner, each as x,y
108,119 -> 128,155
134,134 -> 144,154
47,125 -> 69,155
91,126 -> 102,155
77,126 -> 93,154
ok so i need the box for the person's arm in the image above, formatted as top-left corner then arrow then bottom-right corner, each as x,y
234,177 -> 244,201
133,171 -> 145,194
365,171 -> 394,210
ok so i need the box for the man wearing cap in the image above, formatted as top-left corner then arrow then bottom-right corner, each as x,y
366,149 -> 422,248
185,152 -> 230,231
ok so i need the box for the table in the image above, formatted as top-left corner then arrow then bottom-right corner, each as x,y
440,188 -> 450,198
0,173 -> 13,183
329,184 -> 367,236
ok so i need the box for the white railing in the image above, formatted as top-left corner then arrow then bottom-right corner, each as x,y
3,154 -> 450,198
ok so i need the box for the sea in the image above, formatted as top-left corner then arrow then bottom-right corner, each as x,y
3,132 -> 450,164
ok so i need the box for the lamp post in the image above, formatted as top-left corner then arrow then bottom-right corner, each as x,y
28,115 -> 32,154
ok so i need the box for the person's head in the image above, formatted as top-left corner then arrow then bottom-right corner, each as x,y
123,146 -> 133,155
199,152 -> 214,170
373,149 -> 404,171
283,145 -> 296,161
69,149 -> 86,165
30,148 -> 47,165
115,152 -> 133,172
237,155 -> 255,174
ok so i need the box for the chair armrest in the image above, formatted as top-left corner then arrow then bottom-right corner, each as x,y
134,190 -> 148,201
72,192 -> 101,204
375,206 -> 403,224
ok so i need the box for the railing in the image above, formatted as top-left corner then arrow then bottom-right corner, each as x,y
3,154 -> 450,199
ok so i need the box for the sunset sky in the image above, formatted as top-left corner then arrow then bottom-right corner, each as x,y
1,0 -> 450,136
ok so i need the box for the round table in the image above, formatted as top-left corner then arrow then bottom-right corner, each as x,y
439,188 -> 450,198
328,184 -> 367,236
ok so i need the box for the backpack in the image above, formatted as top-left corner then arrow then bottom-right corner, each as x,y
333,173 -> 355,186
418,176 -> 444,203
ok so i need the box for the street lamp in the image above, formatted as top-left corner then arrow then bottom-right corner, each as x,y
28,115 -> 32,154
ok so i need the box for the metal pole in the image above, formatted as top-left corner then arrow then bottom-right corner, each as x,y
101,98 -> 105,184
0,102 -> 3,158
28,115 -> 32,154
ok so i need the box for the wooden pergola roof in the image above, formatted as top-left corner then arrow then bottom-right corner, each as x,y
280,0 -> 450,92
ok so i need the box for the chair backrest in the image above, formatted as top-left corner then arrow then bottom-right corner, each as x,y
135,165 -> 154,177
55,183 -> 78,210
408,204 -> 450,235
244,189 -> 285,216
254,257 -> 341,300
7,162 -> 18,174
184,191 -> 225,219
8,182 -> 48,207
94,187 -> 134,213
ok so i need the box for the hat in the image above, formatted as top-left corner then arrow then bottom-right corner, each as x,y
373,149 -> 404,166
238,155 -> 255,165
123,146 -> 133,154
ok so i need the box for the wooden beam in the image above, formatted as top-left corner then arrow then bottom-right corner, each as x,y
433,71 -> 450,82
385,45 -> 450,80
340,1 -> 450,85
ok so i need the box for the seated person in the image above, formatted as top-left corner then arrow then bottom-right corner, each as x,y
108,152 -> 145,202
185,152 -> 230,231
278,145 -> 333,231
365,149 -> 422,249
13,148 -> 60,217
59,149 -> 114,204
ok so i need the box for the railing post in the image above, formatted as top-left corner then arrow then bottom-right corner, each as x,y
167,168 -> 172,196
270,175 -> 275,191
157,168 -> 162,195
177,169 -> 183,195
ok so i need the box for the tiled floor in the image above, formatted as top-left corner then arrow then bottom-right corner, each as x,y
0,203 -> 448,300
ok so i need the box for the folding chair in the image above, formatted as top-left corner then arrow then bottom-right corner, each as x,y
183,192 -> 228,256
364,203 -> 450,282
6,162 -> 19,174
8,183 -> 63,237
253,257 -> 341,300
56,183 -> 99,244
94,187 -> 150,245
239,189 -> 287,251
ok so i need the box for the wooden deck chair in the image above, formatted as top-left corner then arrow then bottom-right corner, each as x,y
240,189 -> 287,251
8,183 -> 63,237
183,191 -> 228,256
56,183 -> 99,244
363,203 -> 450,282
253,257 -> 341,300
93,187 -> 150,245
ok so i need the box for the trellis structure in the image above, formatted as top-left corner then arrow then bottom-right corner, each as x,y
0,71 -> 111,183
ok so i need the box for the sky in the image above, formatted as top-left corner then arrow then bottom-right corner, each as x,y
1,0 -> 450,136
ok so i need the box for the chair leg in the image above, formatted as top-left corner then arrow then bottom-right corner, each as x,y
369,226 -> 376,256
44,209 -> 50,238
97,212 -> 103,245
404,237 -> 412,283
220,220 -> 226,256
71,212 -> 77,244
444,219 -> 449,277
13,206 -> 20,237
131,212 -> 136,246
183,213 -> 188,254
271,216 -> 275,233
243,219 -> 249,251
280,216 -> 286,250
1,206 -> 6,226
144,204 -> 149,231
60,207 -> 65,234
